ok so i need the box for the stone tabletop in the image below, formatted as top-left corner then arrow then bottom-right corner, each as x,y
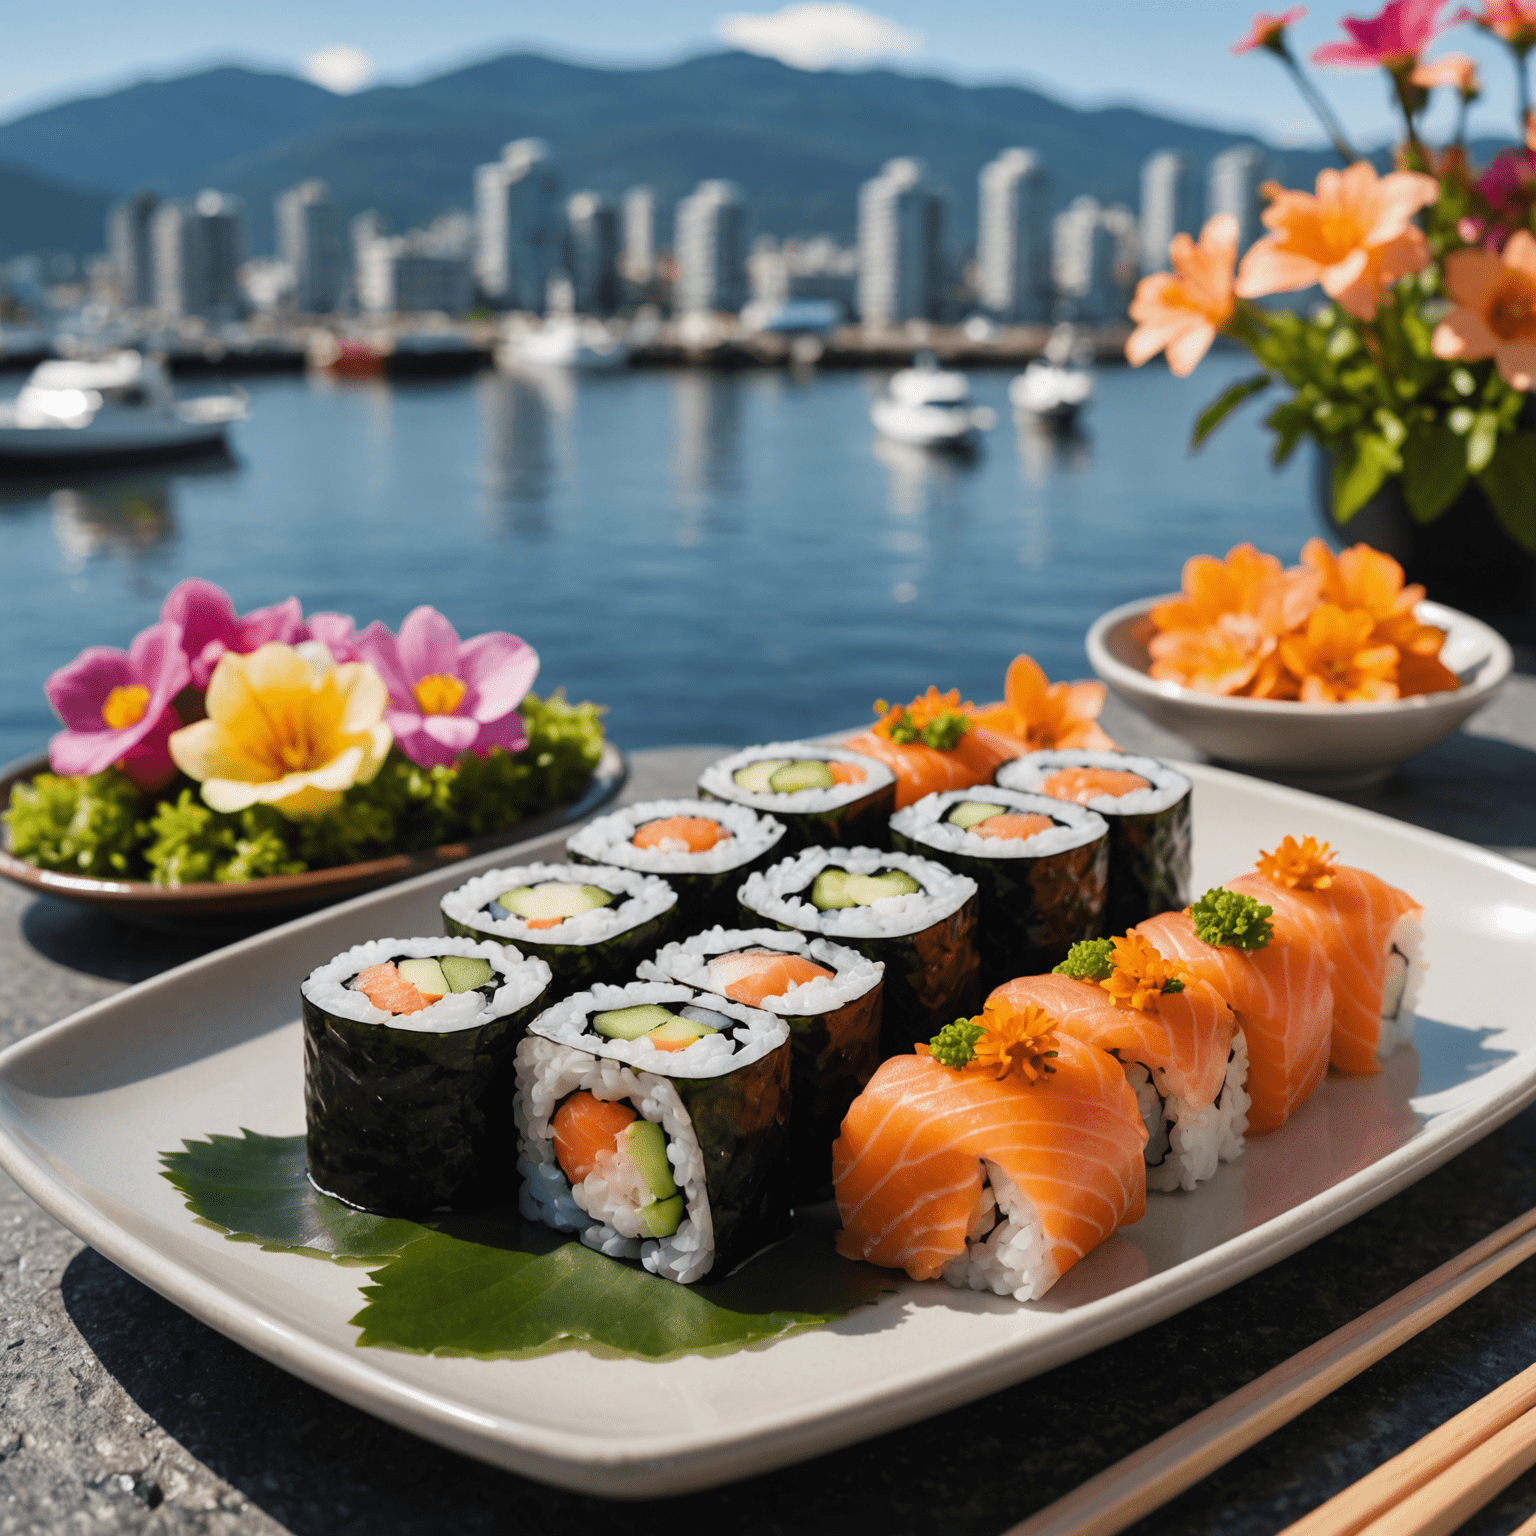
2,685 -> 1535,1536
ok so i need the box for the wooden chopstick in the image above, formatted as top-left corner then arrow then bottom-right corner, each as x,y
1000,1205 -> 1536,1536
1279,1360 -> 1536,1535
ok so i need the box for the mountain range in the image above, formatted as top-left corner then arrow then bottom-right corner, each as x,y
0,50 -> 1472,261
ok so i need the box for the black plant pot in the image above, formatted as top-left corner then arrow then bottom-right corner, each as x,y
1312,448 -> 1536,642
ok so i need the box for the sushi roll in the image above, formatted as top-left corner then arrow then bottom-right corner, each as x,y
514,980 -> 793,1283
739,845 -> 980,1056
301,936 -> 553,1214
889,787 -> 1109,991
990,935 -> 1250,1192
697,742 -> 896,851
565,798 -> 787,931
442,861 -> 677,1002
833,997 -> 1148,1301
996,751 -> 1192,931
638,926 -> 884,1200
1138,888 -> 1334,1135
1228,836 -> 1424,1075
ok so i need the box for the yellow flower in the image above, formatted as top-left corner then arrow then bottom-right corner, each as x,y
969,997 -> 1060,1083
1255,835 -> 1337,890
168,642 -> 391,819
1100,932 -> 1188,1012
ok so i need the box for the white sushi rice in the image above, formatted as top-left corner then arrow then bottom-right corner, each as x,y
301,935 -> 551,1034
637,926 -> 884,1014
1379,910 -> 1426,1059
565,797 -> 786,875
441,861 -> 676,948
1121,1029 -> 1252,1194
890,788 -> 1107,861
940,1163 -> 1059,1303
740,845 -> 977,940
698,741 -> 895,814
997,750 -> 1192,817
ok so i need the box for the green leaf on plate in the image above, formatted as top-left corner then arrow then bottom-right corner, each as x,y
161,1131 -> 425,1264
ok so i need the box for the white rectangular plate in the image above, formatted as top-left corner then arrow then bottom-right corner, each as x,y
2,763 -> 1535,1499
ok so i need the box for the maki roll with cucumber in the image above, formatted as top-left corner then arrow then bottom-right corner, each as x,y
442,861 -> 677,1002
996,751 -> 1193,932
889,788 -> 1109,991
565,798 -> 787,931
301,936 -> 553,1214
639,926 -> 884,1200
515,981 -> 793,1283
698,742 -> 896,851
739,846 -> 980,1056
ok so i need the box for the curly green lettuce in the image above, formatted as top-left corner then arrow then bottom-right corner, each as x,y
926,1019 -> 986,1068
1190,888 -> 1274,950
4,769 -> 142,877
1053,937 -> 1116,982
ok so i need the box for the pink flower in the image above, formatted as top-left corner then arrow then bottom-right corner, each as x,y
1454,0 -> 1536,51
303,612 -> 360,665
160,578 -> 306,691
45,621 -> 190,790
1233,6 -> 1307,53
1313,0 -> 1445,68
355,606 -> 540,769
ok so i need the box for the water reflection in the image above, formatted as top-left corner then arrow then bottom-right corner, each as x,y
50,480 -> 176,573
479,370 -> 569,529
671,372 -> 743,532
1013,413 -> 1092,485
870,435 -> 979,520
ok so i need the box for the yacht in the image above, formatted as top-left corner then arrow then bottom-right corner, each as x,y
870,355 -> 996,449
499,317 -> 629,372
1009,324 -> 1095,427
0,352 -> 246,468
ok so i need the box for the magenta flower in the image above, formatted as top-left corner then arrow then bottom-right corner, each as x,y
46,622 -> 190,790
355,606 -> 540,769
1313,0 -> 1445,67
160,578 -> 306,690
303,612 -> 360,665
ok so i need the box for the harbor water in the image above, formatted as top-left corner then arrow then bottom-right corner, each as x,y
0,353 -> 1312,766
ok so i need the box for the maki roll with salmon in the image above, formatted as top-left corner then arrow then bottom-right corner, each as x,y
301,936 -> 553,1214
1138,888 -> 1333,1135
739,845 -> 980,1056
890,788 -> 1109,990
833,996 -> 1147,1300
639,927 -> 884,1199
990,935 -> 1250,1191
565,798 -> 787,932
698,742 -> 896,851
442,861 -> 677,1002
996,750 -> 1192,931
515,981 -> 792,1283
1228,836 -> 1424,1075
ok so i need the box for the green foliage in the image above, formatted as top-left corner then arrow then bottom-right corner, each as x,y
1477,433 -> 1536,553
874,699 -> 971,751
3,768 -> 143,877
1191,373 -> 1271,449
1190,888 -> 1274,951
1400,423 -> 1469,524
926,1018 -> 985,1067
1053,937 -> 1116,982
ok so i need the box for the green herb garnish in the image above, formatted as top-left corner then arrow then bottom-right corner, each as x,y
927,1019 -> 985,1068
874,699 -> 973,752
1190,888 -> 1274,950
1053,938 -> 1116,982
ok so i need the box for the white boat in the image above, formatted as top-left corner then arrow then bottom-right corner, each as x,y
870,356 -> 996,449
1009,324 -> 1095,426
0,353 -> 246,468
499,318 -> 629,372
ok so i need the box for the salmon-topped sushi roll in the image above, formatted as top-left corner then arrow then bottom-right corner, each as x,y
990,932 -> 1249,1192
1138,889 -> 1333,1136
1228,836 -> 1424,1075
833,996 -> 1147,1302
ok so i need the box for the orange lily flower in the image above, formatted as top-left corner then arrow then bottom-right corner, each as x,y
1148,613 -> 1279,695
1125,214 -> 1238,378
968,653 -> 1117,751
1431,228 -> 1536,389
1235,162 -> 1439,321
1152,543 -> 1321,636
1278,604 -> 1400,701
1233,6 -> 1308,53
1408,51 -> 1480,92
1455,0 -> 1536,51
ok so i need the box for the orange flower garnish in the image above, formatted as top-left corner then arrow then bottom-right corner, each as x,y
969,997 -> 1060,1083
873,686 -> 974,750
1099,932 -> 1189,1013
1432,229 -> 1536,392
1278,604 -> 1400,702
1152,543 -> 1320,638
1125,214 -> 1238,378
1256,835 -> 1338,889
968,653 -> 1117,751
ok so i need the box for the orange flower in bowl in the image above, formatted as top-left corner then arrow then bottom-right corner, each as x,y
969,653 -> 1117,751
1431,229 -> 1536,390
1235,162 -> 1439,321
1278,605 -> 1400,702
1125,214 -> 1238,377
1152,543 -> 1320,637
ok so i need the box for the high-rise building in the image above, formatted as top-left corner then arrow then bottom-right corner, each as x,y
1052,195 -> 1119,321
977,147 -> 1050,321
748,235 -> 857,313
1139,151 -> 1200,274
107,192 -> 157,308
357,235 -> 473,315
151,191 -> 243,320
856,157 -> 944,327
673,180 -> 747,314
1207,145 -> 1268,254
621,185 -> 656,284
473,138 -> 561,311
275,179 -> 344,314
566,192 -> 619,315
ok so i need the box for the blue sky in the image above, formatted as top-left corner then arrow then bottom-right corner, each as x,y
1,1 -> 1529,148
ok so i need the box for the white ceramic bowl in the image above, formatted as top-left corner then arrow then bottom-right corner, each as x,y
1086,595 -> 1513,790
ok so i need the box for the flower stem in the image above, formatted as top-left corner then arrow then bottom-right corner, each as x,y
1518,47 -> 1532,136
1390,69 -> 1424,160
1279,47 -> 1358,162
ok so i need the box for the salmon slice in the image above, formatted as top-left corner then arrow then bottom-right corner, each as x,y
552,1091 -> 637,1184
708,948 -> 835,1006
354,962 -> 431,1015
1039,767 -> 1151,805
1229,867 -> 1421,1076
1137,909 -> 1333,1135
832,1035 -> 1146,1286
970,812 -> 1055,841
632,815 -> 730,853
525,916 -> 567,931
989,970 -> 1236,1108
828,761 -> 867,786
844,726 -> 1020,809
